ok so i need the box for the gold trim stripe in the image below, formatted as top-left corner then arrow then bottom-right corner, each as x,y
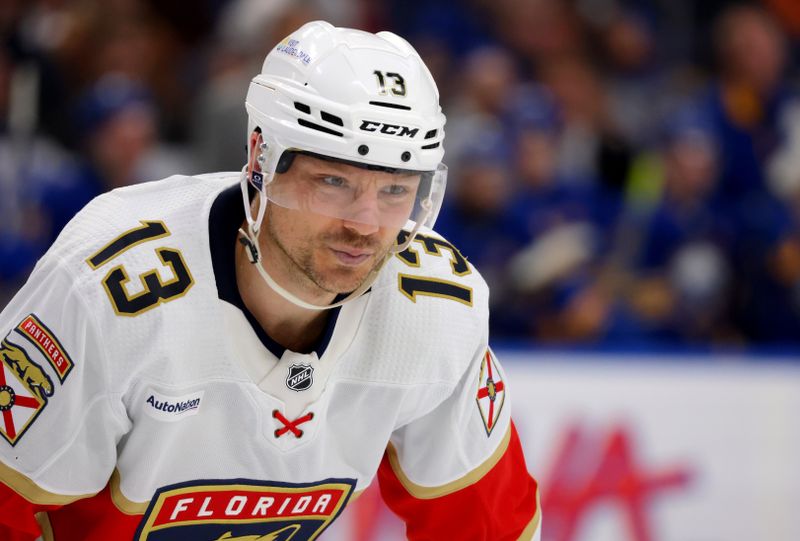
110,469 -> 149,515
35,512 -> 54,541
386,424 -> 511,500
516,485 -> 542,541
0,460 -> 93,505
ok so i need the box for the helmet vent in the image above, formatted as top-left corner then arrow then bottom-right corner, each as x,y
421,142 -> 440,150
298,118 -> 343,137
424,129 -> 438,139
294,102 -> 311,114
369,100 -> 412,111
321,111 -> 344,126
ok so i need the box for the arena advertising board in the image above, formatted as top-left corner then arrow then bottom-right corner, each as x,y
326,352 -> 800,541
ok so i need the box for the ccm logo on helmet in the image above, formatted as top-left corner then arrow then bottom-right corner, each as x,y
359,120 -> 419,138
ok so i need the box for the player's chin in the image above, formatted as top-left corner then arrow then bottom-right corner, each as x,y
325,267 -> 371,293
317,259 -> 376,293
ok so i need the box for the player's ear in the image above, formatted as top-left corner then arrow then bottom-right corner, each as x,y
248,130 -> 264,174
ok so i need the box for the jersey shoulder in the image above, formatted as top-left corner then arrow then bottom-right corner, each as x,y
339,228 -> 490,386
379,227 -> 490,309
27,173 -> 241,388
45,173 -> 236,286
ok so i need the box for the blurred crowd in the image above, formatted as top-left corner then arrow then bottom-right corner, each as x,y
1,0 -> 799,347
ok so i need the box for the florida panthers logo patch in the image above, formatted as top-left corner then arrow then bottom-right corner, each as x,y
134,478 -> 356,541
15,314 -> 74,383
286,364 -> 313,392
0,339 -> 54,446
475,349 -> 505,437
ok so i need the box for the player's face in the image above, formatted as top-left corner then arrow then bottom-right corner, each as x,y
262,154 -> 411,297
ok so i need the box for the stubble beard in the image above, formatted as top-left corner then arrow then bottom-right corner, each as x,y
265,215 -> 393,296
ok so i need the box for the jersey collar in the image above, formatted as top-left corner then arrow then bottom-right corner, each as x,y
207,183 -> 342,358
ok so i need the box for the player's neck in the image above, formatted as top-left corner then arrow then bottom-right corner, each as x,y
235,238 -> 333,354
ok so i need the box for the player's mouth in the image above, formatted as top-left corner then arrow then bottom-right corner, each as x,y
329,247 -> 374,266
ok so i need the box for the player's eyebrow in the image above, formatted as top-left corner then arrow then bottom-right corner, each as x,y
301,157 -> 354,176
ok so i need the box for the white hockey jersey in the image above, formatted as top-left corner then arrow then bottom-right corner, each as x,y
0,173 -> 540,540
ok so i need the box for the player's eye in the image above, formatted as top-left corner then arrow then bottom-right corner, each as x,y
381,184 -> 409,196
320,175 -> 347,188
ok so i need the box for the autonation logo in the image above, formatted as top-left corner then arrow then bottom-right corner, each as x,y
144,389 -> 204,422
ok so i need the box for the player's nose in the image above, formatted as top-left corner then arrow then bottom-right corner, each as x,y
342,191 -> 380,236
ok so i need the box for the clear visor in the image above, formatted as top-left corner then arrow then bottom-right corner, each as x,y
264,152 -> 447,230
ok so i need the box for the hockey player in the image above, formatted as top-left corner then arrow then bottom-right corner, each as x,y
0,21 -> 540,540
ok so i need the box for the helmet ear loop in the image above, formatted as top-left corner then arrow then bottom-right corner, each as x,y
238,138 -> 273,263
247,140 -> 272,232
238,165 -> 267,264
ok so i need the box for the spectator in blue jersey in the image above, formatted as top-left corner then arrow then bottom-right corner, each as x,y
505,88 -> 620,289
684,4 -> 800,342
499,89 -> 626,342
729,103 -> 800,343
626,109 -> 740,343
31,73 -> 196,248
728,185 -> 800,342
700,4 -> 796,203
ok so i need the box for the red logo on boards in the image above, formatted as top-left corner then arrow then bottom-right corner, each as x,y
543,424 -> 692,541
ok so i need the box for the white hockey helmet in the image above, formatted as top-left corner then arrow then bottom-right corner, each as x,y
238,21 -> 448,311
243,20 -> 447,233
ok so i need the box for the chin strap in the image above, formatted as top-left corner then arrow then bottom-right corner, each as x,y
237,167 -> 432,311
237,222 -> 384,311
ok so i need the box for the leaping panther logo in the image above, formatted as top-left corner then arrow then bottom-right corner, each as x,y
1,339 -> 54,401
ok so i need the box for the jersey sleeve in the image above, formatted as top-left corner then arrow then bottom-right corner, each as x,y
0,254 -> 130,539
377,345 -> 541,540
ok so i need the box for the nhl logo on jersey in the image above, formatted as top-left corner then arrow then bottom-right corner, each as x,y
0,339 -> 54,446
475,349 -> 505,437
134,478 -> 356,541
286,364 -> 313,392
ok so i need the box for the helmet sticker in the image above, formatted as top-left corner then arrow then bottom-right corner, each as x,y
275,38 -> 312,65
